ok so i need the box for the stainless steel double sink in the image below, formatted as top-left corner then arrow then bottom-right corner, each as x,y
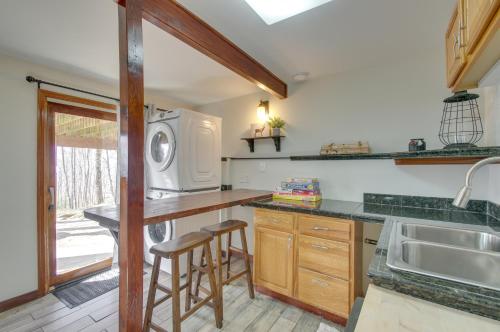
387,220 -> 500,291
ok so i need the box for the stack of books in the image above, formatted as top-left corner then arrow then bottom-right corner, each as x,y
273,178 -> 322,202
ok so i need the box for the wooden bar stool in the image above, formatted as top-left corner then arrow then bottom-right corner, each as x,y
192,220 -> 254,320
143,232 -> 222,332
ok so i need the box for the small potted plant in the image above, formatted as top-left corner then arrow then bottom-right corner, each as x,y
267,116 -> 285,137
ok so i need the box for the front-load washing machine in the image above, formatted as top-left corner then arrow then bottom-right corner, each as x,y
145,108 -> 221,193
144,189 -> 219,274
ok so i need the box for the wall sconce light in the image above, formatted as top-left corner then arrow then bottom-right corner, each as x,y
257,100 -> 269,122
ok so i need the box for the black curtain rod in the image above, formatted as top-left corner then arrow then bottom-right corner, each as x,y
26,75 -> 169,111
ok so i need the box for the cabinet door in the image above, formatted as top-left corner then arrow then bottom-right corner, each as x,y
298,235 -> 350,280
254,208 -> 294,233
464,0 -> 500,55
297,215 -> 351,242
297,268 -> 350,318
446,4 -> 466,87
254,227 -> 294,296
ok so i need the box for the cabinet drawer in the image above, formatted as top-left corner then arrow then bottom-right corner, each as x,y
255,209 -> 294,233
298,235 -> 349,280
297,268 -> 349,317
298,215 -> 350,241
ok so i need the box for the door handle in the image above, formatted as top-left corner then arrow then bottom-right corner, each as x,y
311,243 -> 329,251
48,187 -> 55,210
364,238 -> 378,245
311,278 -> 328,288
312,226 -> 330,231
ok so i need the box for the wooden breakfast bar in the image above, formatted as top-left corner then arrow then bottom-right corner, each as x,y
84,189 -> 272,233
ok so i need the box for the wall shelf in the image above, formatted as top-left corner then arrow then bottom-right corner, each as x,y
225,146 -> 500,164
393,156 -> 498,165
241,136 -> 285,153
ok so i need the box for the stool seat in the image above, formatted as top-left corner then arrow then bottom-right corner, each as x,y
150,232 -> 212,257
195,219 -> 254,322
144,231 -> 222,332
201,219 -> 248,236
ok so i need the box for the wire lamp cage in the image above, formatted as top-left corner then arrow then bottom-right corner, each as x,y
438,90 -> 483,149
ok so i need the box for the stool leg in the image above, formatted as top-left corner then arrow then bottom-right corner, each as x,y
240,227 -> 255,299
185,249 -> 194,312
216,235 -> 224,320
205,242 -> 222,329
143,255 -> 161,332
171,255 -> 181,332
226,232 -> 232,281
193,246 -> 205,302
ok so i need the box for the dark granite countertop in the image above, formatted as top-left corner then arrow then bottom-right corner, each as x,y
247,198 -> 367,221
289,146 -> 500,161
246,194 -> 500,321
369,216 -> 500,321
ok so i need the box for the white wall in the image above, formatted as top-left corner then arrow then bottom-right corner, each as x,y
0,53 -> 191,302
484,85 -> 500,205
198,50 -> 491,201
198,50 -> 495,252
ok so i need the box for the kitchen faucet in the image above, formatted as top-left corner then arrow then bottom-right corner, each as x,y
453,156 -> 500,208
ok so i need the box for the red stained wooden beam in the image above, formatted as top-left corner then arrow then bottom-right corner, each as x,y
118,0 -> 145,330
138,0 -> 287,99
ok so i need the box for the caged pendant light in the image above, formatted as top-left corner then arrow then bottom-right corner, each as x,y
438,90 -> 483,149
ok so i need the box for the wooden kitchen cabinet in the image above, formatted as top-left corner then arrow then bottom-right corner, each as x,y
254,225 -> 294,296
297,268 -> 350,317
445,0 -> 499,90
463,0 -> 500,54
297,234 -> 350,280
253,209 -> 362,321
446,3 -> 466,87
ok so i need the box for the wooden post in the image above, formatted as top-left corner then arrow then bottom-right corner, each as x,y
118,0 -> 144,330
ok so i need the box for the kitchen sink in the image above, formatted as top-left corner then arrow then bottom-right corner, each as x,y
402,223 -> 500,252
399,241 -> 500,290
387,220 -> 500,291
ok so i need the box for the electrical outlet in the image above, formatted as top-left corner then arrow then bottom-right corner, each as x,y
240,176 -> 249,184
258,162 -> 266,172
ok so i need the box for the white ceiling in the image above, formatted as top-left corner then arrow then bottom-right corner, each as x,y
0,0 -> 456,106
178,0 -> 456,81
0,0 -> 259,106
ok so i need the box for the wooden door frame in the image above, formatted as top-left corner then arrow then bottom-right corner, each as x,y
37,89 -> 117,294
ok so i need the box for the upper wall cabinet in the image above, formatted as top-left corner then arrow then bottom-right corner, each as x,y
446,3 -> 466,86
446,0 -> 500,90
464,0 -> 499,54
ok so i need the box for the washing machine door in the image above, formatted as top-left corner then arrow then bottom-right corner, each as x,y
146,221 -> 173,244
146,122 -> 176,172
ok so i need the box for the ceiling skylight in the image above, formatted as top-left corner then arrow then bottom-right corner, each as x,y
244,0 -> 334,25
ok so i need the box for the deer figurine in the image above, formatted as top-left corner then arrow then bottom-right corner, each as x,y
254,124 -> 266,137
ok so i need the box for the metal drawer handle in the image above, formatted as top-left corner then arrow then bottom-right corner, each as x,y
311,243 -> 329,251
288,235 -> 292,250
270,218 -> 281,224
312,226 -> 330,231
311,278 -> 328,288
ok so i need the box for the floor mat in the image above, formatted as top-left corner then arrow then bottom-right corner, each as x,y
53,267 -> 119,308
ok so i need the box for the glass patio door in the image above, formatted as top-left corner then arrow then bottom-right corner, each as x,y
47,102 -> 117,285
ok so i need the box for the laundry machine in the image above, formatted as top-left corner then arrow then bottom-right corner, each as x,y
144,108 -> 222,274
143,189 -> 220,274
145,108 -> 221,192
